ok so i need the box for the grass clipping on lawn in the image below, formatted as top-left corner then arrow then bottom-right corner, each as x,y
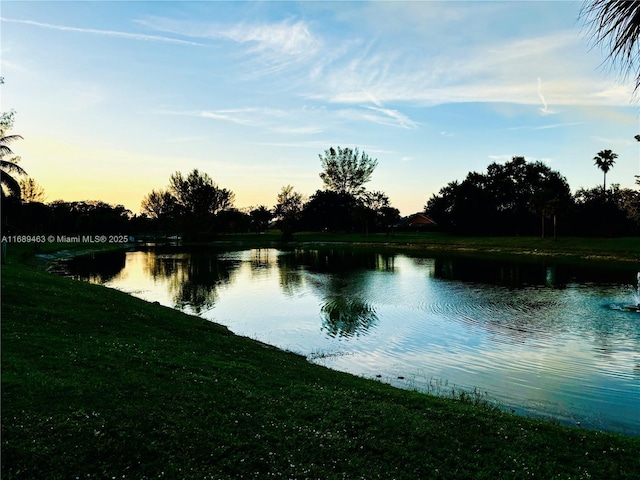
2,259 -> 639,479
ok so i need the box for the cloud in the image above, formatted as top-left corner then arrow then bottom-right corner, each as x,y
271,125 -> 324,135
358,88 -> 418,129
0,17 -> 205,46
224,21 -> 319,57
136,17 -> 320,58
199,108 -> 273,126
535,121 -> 585,130
365,106 -> 418,129
305,26 -> 634,108
537,77 -> 555,115
158,107 -> 324,135
507,121 -> 585,131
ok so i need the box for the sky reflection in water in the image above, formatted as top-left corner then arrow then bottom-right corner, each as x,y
62,248 -> 640,435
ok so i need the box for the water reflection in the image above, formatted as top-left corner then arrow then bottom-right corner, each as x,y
61,250 -> 127,283
320,297 -> 378,338
58,247 -> 640,435
276,249 -> 393,338
286,248 -> 396,273
433,256 -> 636,288
141,250 -> 238,313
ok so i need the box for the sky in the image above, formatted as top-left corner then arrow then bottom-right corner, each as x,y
1,0 -> 639,217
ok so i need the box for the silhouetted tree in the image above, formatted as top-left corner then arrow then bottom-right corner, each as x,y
0,129 -> 25,199
319,146 -> 378,198
360,191 -> 400,233
45,200 -> 132,234
19,177 -> 46,203
249,205 -> 273,233
168,169 -> 234,239
572,184 -> 639,235
217,208 -> 251,233
274,185 -> 303,241
169,169 -> 234,217
140,188 -> 180,233
593,149 -> 618,193
300,190 -> 358,232
426,156 -> 572,235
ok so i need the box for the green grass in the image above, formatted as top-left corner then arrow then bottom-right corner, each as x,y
2,242 -> 640,479
212,231 -> 640,263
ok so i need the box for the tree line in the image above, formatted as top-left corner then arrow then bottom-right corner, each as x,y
3,134 -> 639,239
2,81 -> 639,239
138,146 -> 400,241
3,1 -> 640,239
425,154 -> 640,237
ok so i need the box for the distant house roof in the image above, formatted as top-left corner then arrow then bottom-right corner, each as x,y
395,213 -> 437,228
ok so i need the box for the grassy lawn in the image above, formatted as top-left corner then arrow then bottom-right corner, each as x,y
211,231 -> 640,263
2,240 -> 640,479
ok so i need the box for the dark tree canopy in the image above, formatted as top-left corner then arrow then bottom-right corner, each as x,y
573,184 -> 640,235
319,146 -> 378,197
141,188 -> 178,220
425,156 -> 572,235
169,169 -> 234,218
300,190 -> 358,232
274,185 -> 304,240
140,169 -> 235,239
249,205 -> 273,233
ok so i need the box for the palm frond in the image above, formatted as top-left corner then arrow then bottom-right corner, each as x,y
1,170 -> 22,197
581,0 -> 640,91
0,134 -> 24,145
0,158 -> 27,176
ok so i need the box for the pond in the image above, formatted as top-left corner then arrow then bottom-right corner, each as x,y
57,246 -> 640,436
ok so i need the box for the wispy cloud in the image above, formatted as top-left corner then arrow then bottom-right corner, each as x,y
360,89 -> 418,129
0,17 -> 206,46
199,107 -> 285,127
535,121 -> 585,130
158,107 -> 323,135
136,17 -> 320,57
506,121 -> 585,131
537,77 -> 555,115
224,21 -> 319,57
306,26 -> 634,108
365,106 -> 418,129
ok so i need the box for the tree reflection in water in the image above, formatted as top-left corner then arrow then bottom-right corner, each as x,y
59,250 -> 127,284
142,250 -> 238,313
320,296 -> 379,338
274,248 -> 392,338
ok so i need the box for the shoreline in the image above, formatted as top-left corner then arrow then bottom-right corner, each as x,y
2,240 -> 640,478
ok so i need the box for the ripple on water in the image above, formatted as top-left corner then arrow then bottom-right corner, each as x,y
60,249 -> 640,436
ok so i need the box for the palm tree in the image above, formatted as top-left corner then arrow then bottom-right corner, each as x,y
581,1 -> 640,93
593,149 -> 618,193
0,131 -> 26,198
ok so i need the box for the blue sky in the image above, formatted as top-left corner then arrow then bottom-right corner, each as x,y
1,1 -> 639,216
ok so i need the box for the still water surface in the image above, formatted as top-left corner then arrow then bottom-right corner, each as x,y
60,247 -> 640,435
